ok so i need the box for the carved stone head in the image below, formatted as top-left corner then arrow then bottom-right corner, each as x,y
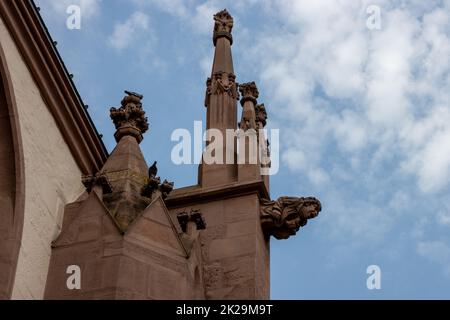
260,196 -> 322,240
298,197 -> 322,220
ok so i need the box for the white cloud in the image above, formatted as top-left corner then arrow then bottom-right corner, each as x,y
131,0 -> 188,17
109,12 -> 151,51
120,0 -> 450,248
417,241 -> 450,276
241,0 -> 450,195
436,197 -> 450,227
224,0 -> 450,273
412,128 -> 450,193
130,0 -> 261,35
320,192 -> 397,244
191,2 -> 220,35
438,211 -> 450,227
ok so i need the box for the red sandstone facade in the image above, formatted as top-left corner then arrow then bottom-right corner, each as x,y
0,1 -> 321,300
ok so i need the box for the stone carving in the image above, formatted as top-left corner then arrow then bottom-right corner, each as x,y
213,9 -> 233,45
204,77 -> 212,107
82,173 -> 113,194
141,177 -> 160,198
255,103 -> 270,167
177,209 -> 207,233
260,197 -> 322,240
227,73 -> 239,100
239,82 -> 259,105
239,82 -> 259,131
110,90 -> 149,143
177,209 -> 207,256
142,161 -> 174,200
159,179 -> 174,199
255,104 -> 268,128
211,72 -> 227,95
205,72 -> 239,107
261,138 -> 271,169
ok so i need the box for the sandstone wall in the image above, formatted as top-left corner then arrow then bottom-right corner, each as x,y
169,193 -> 270,299
0,16 -> 84,299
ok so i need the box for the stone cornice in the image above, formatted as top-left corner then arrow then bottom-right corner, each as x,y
0,0 -> 108,174
165,180 -> 270,209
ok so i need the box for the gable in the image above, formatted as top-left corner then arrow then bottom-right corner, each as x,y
52,191 -> 121,248
126,197 -> 187,258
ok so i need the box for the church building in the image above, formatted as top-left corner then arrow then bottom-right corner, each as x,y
0,0 -> 321,300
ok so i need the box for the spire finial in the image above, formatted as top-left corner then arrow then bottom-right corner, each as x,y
256,104 -> 268,128
239,82 -> 259,106
213,9 -> 233,46
110,91 -> 149,144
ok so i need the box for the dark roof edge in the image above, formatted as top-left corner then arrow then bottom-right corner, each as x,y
0,0 -> 108,174
30,0 -> 109,157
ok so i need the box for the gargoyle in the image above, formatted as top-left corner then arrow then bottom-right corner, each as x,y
260,197 -> 322,240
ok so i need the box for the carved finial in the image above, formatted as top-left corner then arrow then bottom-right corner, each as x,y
238,82 -> 259,131
255,104 -> 268,128
110,90 -> 149,143
239,82 -> 259,106
213,9 -> 233,46
260,197 -> 322,240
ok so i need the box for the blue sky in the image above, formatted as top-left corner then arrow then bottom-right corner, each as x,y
35,0 -> 450,299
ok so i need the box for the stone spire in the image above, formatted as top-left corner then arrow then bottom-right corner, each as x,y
212,9 -> 234,74
239,82 -> 259,131
201,9 -> 239,187
204,9 -> 239,125
83,91 -> 173,232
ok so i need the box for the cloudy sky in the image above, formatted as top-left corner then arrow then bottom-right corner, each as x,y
35,0 -> 450,299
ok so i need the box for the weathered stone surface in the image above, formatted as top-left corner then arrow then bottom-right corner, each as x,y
43,90 -> 204,300
110,91 -> 149,144
0,15 -> 86,299
260,197 -> 322,240
1,4 -> 323,300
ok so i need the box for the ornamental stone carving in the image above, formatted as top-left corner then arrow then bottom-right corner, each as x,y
239,82 -> 259,131
255,104 -> 268,128
213,9 -> 233,45
205,71 -> 239,107
110,90 -> 149,143
142,161 -> 174,200
260,197 -> 322,240
239,82 -> 259,106
82,173 -> 113,194
177,209 -> 207,233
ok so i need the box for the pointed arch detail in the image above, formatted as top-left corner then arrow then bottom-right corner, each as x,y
0,41 -> 25,300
